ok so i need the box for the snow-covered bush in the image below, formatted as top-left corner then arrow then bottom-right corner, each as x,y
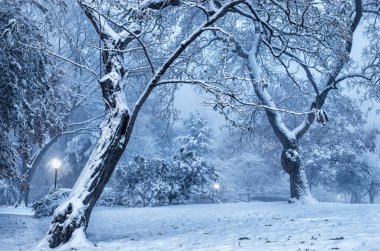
109,113 -> 218,207
0,179 -> 19,206
97,187 -> 118,207
114,150 -> 218,207
32,188 -> 70,218
115,156 -> 172,207
171,148 -> 218,204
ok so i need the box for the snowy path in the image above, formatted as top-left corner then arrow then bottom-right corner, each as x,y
0,202 -> 379,250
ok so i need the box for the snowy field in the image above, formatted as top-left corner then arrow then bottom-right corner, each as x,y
1,201 -> 379,251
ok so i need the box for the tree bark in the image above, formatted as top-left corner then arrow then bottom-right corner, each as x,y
351,191 -> 362,204
369,194 -> 375,204
281,147 -> 310,200
368,185 -> 377,204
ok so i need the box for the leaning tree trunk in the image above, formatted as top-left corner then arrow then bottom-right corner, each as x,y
37,0 -> 249,247
45,110 -> 130,248
38,36 -> 130,248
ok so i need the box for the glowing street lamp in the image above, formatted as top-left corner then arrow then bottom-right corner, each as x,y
212,182 -> 221,191
51,158 -> 62,190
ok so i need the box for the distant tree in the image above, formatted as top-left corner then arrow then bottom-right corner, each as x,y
176,113 -> 213,156
368,167 -> 380,204
305,126 -> 379,203
172,148 -> 218,203
115,156 -> 172,207
60,135 -> 96,188
216,126 -> 285,202
364,142 -> 380,204
0,179 -> 19,206
303,93 -> 367,191
336,158 -> 371,204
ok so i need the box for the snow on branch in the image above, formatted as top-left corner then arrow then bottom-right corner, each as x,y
157,79 -> 316,116
16,41 -> 98,77
126,0 -> 246,136
140,0 -> 180,10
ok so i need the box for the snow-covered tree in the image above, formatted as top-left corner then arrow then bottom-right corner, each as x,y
0,0 -> 51,179
192,0 -> 367,202
60,135 -> 96,188
115,156 -> 172,207
176,113 -> 213,156
41,1 -> 247,247
305,126 -> 379,203
172,148 -> 218,203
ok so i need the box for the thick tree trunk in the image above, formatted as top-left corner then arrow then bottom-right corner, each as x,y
369,194 -> 375,204
43,111 -> 130,248
281,147 -> 311,201
245,39 -> 313,202
368,187 -> 376,204
37,29 -> 131,247
351,191 -> 362,204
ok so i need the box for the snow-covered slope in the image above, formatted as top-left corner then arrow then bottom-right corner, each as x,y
1,202 -> 379,250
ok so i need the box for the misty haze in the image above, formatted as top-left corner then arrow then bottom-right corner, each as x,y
0,0 -> 379,250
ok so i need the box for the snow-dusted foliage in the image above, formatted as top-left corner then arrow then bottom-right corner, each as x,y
171,148 -> 218,203
176,113 -> 213,156
0,0 -> 72,190
0,133 -> 17,179
61,135 -> 96,187
0,179 -> 19,206
304,124 -> 379,203
113,150 -> 218,207
32,189 -> 71,218
0,1 -> 50,178
97,187 -> 118,207
115,156 -> 172,207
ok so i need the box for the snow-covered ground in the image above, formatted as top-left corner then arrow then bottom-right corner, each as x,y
1,202 -> 379,251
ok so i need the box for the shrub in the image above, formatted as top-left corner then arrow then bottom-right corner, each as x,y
97,187 -> 118,207
32,188 -> 70,218
114,149 -> 218,207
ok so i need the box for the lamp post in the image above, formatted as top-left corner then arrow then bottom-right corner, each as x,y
212,182 -> 220,191
51,158 -> 62,190
212,182 -> 221,202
